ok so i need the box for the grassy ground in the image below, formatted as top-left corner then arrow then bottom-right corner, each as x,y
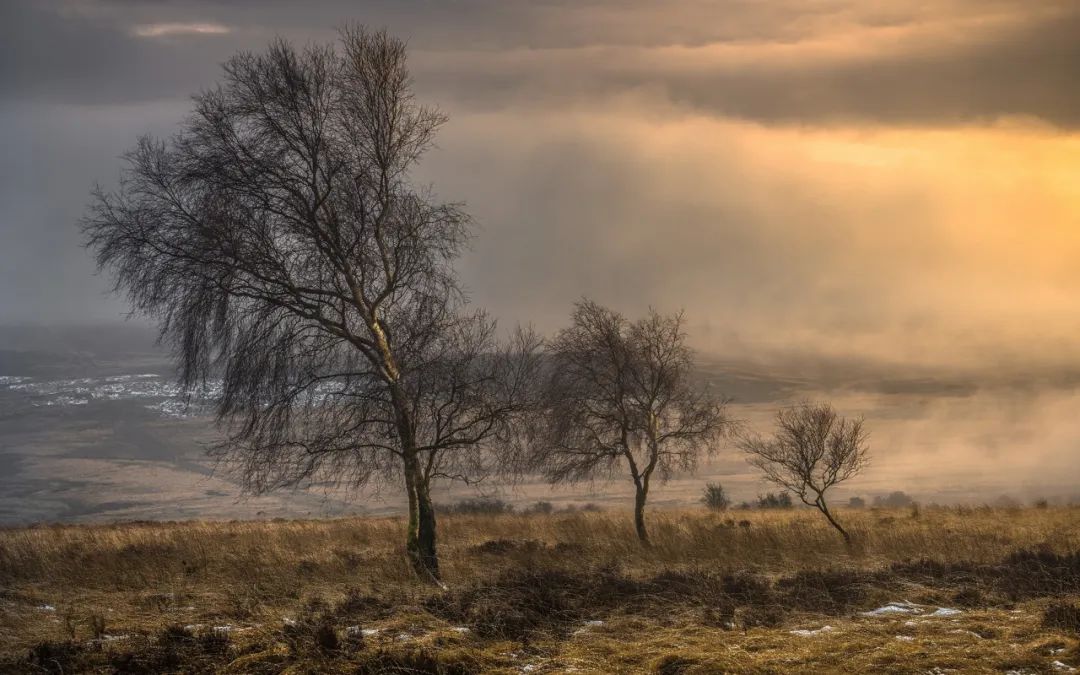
1,506 -> 1079,673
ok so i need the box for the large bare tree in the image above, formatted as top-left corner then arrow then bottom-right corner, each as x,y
533,300 -> 729,544
738,402 -> 869,543
82,27 -> 541,580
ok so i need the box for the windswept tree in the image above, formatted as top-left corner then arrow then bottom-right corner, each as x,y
738,402 -> 869,543
533,300 -> 729,544
82,27 -> 541,580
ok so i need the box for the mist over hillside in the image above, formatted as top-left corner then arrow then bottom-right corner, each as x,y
1,323 -> 1075,525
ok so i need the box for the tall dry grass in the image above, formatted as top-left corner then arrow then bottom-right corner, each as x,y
2,506 -> 1079,673
3,505 -> 1077,593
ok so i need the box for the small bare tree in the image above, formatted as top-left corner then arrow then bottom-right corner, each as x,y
738,402 -> 869,543
533,300 -> 729,544
82,27 -> 541,580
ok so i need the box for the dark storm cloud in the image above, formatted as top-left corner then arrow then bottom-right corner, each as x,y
2,0 -> 1078,126
0,2 -> 234,104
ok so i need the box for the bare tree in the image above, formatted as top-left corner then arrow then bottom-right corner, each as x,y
738,402 -> 869,543
533,300 -> 729,544
82,26 -> 541,581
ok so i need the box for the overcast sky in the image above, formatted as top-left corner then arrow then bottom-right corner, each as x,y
2,0 -> 1079,373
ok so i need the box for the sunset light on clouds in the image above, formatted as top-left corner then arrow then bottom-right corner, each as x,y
1,0 -> 1079,500
3,0 -> 1077,369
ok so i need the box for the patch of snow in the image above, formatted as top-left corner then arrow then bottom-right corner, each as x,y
572,620 -> 605,636
282,617 -> 297,627
7,374 -> 219,417
183,624 -> 203,632
862,601 -> 922,616
451,626 -> 470,633
861,602 -> 962,618
100,634 -> 130,642
1052,649 -> 1067,655
790,625 -> 834,637
37,604 -> 56,612
949,629 -> 984,639
1052,662 -> 1076,673
929,607 -> 962,617
521,666 -> 537,673
46,396 -> 89,406
395,633 -> 411,641
903,620 -> 921,627
345,626 -> 381,638
895,635 -> 915,642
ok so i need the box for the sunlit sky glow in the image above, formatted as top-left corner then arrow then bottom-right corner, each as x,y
131,22 -> 230,37
1,0 -> 1078,372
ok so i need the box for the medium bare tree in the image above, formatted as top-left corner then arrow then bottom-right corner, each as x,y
533,300 -> 729,544
738,402 -> 869,543
82,26 -> 541,580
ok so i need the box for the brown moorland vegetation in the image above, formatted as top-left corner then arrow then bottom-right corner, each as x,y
2,506 -> 1079,673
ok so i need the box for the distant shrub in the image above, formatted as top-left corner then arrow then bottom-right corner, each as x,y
701,483 -> 731,511
551,502 -> 602,514
993,494 -> 1021,509
1034,498 -> 1050,509
847,496 -> 866,509
873,491 -> 914,508
523,501 -> 555,515
757,492 -> 793,509
438,497 -> 514,516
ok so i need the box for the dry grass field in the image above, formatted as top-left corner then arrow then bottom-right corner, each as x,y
2,506 -> 1079,673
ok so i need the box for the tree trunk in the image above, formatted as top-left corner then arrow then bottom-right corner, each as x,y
817,497 -> 851,545
387,372 -> 442,583
404,453 -> 441,581
633,480 -> 650,545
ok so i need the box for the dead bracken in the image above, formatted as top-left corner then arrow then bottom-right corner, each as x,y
3,507 -> 1080,673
